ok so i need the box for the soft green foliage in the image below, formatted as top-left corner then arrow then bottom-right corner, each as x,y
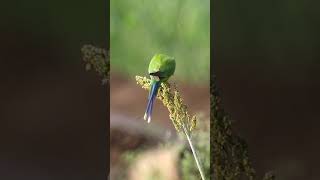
136,76 -> 196,132
122,151 -> 140,166
148,169 -> 164,180
117,151 -> 141,180
180,126 -> 210,180
211,76 -> 275,180
111,0 -> 210,83
81,44 -> 109,83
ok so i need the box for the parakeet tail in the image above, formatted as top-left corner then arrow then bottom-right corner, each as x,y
144,81 -> 160,123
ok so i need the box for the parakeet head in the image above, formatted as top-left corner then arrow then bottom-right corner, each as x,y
148,54 -> 176,82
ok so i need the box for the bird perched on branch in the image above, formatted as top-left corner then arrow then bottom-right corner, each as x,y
144,54 -> 176,123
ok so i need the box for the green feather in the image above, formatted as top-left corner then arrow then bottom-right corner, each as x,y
148,54 -> 176,82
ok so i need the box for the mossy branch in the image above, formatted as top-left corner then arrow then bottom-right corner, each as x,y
136,76 -> 205,180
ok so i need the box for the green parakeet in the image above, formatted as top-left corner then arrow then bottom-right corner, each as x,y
144,54 -> 176,123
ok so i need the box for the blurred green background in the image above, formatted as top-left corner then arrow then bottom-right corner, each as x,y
111,0 -> 210,83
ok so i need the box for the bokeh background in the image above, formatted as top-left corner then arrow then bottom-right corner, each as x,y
214,1 -> 320,179
0,0 -> 108,179
110,0 -> 210,179
111,0 -> 210,83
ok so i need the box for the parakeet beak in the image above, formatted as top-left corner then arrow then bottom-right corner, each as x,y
152,76 -> 160,81
149,72 -> 162,81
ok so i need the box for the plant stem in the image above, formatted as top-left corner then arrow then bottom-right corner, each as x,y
182,125 -> 206,180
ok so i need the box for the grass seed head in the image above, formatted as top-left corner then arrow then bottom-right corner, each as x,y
136,76 -> 197,133
81,44 -> 109,83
